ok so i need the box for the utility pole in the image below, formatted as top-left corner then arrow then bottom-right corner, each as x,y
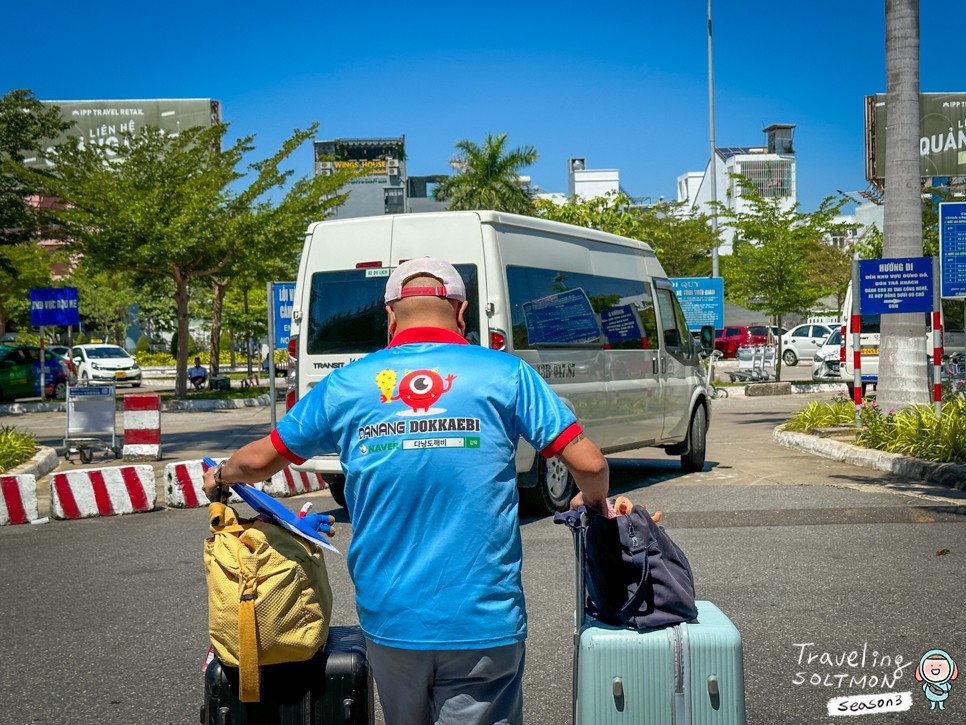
708,0 -> 720,277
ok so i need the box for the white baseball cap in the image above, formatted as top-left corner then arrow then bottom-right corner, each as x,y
384,257 -> 467,303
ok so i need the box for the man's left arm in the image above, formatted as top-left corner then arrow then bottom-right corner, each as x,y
202,436 -> 289,501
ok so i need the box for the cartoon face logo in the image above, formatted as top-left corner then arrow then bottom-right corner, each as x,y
376,368 -> 456,414
916,649 -> 958,711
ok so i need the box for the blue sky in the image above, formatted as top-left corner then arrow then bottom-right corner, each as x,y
1,2 -> 956,213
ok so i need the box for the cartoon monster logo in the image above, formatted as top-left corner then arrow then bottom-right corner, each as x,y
376,368 -> 456,414
916,649 -> 958,711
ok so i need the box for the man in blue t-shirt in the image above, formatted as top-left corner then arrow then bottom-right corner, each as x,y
203,258 -> 610,725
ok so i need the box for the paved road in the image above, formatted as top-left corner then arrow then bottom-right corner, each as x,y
1,392 -> 963,724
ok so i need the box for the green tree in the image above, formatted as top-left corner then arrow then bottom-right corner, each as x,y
0,242 -> 54,334
433,132 -> 537,214
22,123 -> 352,397
534,192 -> 718,278
0,89 -> 72,251
714,178 -> 851,380
878,0 -> 928,411
69,263 -> 138,346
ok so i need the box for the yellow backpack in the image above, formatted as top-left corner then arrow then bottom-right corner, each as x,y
203,501 -> 333,702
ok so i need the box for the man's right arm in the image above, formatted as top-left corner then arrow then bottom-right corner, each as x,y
555,434 -> 609,513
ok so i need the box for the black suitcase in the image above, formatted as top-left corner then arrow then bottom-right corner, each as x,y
201,625 -> 374,725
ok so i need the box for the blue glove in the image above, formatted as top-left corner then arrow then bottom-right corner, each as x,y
302,512 -> 334,536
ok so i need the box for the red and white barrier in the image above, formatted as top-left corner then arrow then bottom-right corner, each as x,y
123,394 -> 161,460
0,474 -> 39,525
50,465 -> 156,520
163,459 -> 324,507
263,467 -> 326,498
163,459 -> 263,508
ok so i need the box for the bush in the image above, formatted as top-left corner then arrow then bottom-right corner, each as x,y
784,395 -> 855,432
134,351 -> 176,366
134,335 -> 151,355
787,395 -> 966,463
0,426 -> 38,473
74,331 -> 88,345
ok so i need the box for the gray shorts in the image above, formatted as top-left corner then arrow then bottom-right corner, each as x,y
365,639 -> 525,725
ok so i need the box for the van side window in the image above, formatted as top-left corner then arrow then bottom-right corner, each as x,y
506,266 -> 659,351
306,265 -> 480,354
655,287 -> 694,358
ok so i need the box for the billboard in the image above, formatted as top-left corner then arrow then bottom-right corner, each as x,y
26,99 -> 221,168
314,137 -> 405,178
865,93 -> 966,182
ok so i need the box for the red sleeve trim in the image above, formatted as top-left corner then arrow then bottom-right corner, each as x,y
270,429 -> 307,464
540,422 -> 583,458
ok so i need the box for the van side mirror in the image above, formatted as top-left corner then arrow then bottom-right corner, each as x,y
700,325 -> 714,352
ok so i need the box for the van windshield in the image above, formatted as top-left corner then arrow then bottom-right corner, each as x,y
306,265 -> 480,354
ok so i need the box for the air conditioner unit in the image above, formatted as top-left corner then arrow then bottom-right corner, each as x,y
386,158 -> 400,175
317,161 -> 335,177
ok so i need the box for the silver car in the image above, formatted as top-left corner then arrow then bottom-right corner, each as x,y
811,327 -> 842,382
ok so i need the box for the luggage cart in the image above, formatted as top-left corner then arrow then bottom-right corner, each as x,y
64,381 -> 121,464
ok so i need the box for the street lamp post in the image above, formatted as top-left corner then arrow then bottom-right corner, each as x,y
708,0 -> 720,277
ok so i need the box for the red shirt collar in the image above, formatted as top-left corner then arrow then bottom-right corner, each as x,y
387,327 -> 469,347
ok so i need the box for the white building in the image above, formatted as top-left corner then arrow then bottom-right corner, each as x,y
677,124 -> 798,255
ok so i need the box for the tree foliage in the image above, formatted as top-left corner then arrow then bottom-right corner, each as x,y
715,177 -> 851,379
22,122 -> 353,396
433,132 -> 537,214
534,192 -> 718,278
0,89 -> 72,250
0,242 -> 55,334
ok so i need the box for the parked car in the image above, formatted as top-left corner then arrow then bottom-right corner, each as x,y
780,323 -> 833,366
0,344 -> 71,401
714,325 -> 769,358
811,327 -> 843,382
71,344 -> 142,387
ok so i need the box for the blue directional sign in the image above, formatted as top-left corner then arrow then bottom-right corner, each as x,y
670,277 -> 724,329
939,202 -> 966,299
29,287 -> 79,326
858,258 -> 933,314
272,282 -> 296,349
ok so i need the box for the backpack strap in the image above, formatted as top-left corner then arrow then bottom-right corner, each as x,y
236,539 -> 261,702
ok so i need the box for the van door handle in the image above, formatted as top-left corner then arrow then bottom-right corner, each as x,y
652,357 -> 659,375
661,356 -> 667,374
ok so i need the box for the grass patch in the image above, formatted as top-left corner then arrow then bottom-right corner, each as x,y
160,386 -> 271,402
0,426 -> 38,473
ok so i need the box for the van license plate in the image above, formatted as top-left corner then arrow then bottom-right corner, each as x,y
861,347 -> 879,356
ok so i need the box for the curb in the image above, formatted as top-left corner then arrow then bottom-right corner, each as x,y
6,446 -> 59,480
0,474 -> 40,525
772,425 -> 966,491
163,458 -> 326,509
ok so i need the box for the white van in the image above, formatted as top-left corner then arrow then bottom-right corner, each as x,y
287,211 -> 712,513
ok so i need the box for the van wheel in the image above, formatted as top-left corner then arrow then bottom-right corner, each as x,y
680,407 -> 707,473
783,349 -> 798,366
520,456 -> 574,516
323,475 -> 347,510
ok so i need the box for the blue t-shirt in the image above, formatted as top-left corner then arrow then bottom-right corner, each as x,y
273,327 -> 580,650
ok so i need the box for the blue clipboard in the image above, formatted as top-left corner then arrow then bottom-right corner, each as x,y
232,483 -> 340,555
202,457 -> 339,555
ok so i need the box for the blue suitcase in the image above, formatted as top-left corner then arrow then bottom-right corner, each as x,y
571,516 -> 746,724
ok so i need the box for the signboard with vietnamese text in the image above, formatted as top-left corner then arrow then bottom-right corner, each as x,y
858,258 -> 933,314
939,202 -> 966,299
670,277 -> 724,329
28,99 -> 221,169
272,282 -> 296,349
523,288 -> 601,345
29,287 -> 79,327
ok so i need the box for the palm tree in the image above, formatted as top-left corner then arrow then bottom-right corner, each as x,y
878,0 -> 928,411
433,132 -> 538,214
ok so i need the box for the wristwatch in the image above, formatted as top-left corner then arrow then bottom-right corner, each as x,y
212,462 -> 226,486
